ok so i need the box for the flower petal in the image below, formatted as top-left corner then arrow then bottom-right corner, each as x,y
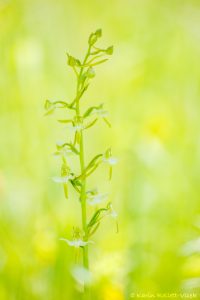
52,176 -> 70,183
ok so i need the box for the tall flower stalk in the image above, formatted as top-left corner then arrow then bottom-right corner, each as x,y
45,29 -> 117,294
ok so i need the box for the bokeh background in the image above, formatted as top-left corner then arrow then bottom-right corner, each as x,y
1,0 -> 200,299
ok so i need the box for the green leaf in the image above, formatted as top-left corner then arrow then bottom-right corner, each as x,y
44,107 -> 55,116
84,164 -> 99,178
88,222 -> 100,237
84,118 -> 98,130
57,119 -> 73,124
103,117 -> 111,128
70,178 -> 82,194
87,203 -> 111,230
76,154 -> 103,180
87,208 -> 107,228
85,154 -> 103,172
63,183 -> 68,199
83,107 -> 95,118
83,104 -> 102,118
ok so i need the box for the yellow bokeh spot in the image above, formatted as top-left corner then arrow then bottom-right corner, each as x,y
33,231 -> 57,264
102,284 -> 124,300
0,285 -> 7,300
182,256 -> 200,278
145,116 -> 170,141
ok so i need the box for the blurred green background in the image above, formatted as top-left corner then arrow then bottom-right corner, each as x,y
1,0 -> 200,299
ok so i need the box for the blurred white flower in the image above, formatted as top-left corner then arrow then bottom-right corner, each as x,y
92,251 -> 124,280
103,157 -> 118,166
108,203 -> 118,219
181,237 -> 200,256
53,147 -> 73,157
53,142 -> 73,157
60,238 -> 94,248
182,277 -> 200,290
92,107 -> 109,118
70,123 -> 84,132
52,175 -> 73,183
71,265 -> 93,285
87,192 -> 108,206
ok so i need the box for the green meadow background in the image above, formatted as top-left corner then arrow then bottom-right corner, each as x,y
1,0 -> 200,299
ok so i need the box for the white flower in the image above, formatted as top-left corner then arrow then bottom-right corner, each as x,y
110,209 -> 118,218
103,157 -> 118,165
54,147 -> 73,157
108,204 -> 118,219
182,277 -> 200,290
71,265 -> 93,285
92,108 -> 109,118
87,192 -> 108,206
60,238 -> 94,248
181,237 -> 200,256
70,123 -> 84,132
52,175 -> 73,183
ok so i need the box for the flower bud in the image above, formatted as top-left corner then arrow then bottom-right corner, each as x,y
95,29 -> 102,38
86,67 -> 95,78
106,45 -> 114,55
88,29 -> 102,46
67,54 -> 81,67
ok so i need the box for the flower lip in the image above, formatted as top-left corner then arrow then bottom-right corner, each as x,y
103,157 -> 118,165
66,123 -> 84,133
110,209 -> 118,218
108,203 -> 118,219
53,147 -> 73,157
87,192 -> 108,206
71,123 -> 84,132
52,175 -> 73,183
92,108 -> 109,118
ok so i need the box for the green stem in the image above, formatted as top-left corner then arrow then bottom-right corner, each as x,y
75,46 -> 91,294
79,131 -> 89,268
